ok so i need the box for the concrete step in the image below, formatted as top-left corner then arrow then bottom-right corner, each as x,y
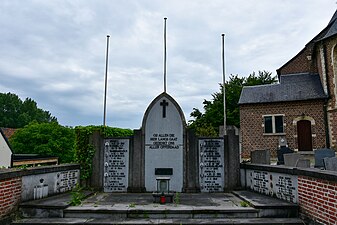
232,190 -> 299,218
63,206 -> 258,219
19,191 -> 93,218
12,217 -> 305,225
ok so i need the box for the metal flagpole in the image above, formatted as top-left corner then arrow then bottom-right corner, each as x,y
164,17 -> 167,93
103,35 -> 110,127
222,33 -> 227,136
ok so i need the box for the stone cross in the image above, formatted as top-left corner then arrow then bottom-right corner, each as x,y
160,99 -> 169,118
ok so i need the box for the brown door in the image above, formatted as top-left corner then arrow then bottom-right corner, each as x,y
297,120 -> 312,151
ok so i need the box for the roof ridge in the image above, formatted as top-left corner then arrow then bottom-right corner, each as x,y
328,9 -> 337,26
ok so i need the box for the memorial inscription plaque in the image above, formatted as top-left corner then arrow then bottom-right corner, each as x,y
199,139 -> 224,192
103,138 -> 129,192
247,170 -> 298,203
56,170 -> 79,193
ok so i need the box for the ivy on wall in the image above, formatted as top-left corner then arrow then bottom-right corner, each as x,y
74,126 -> 133,181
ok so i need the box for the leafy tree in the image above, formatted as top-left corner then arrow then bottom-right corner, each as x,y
0,92 -> 57,128
189,71 -> 277,136
10,122 -> 75,163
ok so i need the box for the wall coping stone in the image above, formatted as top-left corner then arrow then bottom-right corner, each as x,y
0,164 -> 80,180
241,163 -> 337,182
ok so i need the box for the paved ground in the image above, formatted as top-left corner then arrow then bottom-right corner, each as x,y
79,192 -> 244,208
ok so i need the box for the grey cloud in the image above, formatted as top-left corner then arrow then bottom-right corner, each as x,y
0,0 -> 336,129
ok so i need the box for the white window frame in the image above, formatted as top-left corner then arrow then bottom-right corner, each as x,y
262,114 -> 285,135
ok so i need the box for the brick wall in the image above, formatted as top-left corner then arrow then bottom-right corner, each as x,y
0,164 -> 80,222
277,46 -> 317,75
241,164 -> 337,225
240,100 -> 326,158
0,177 -> 21,218
281,37 -> 337,151
321,38 -> 337,150
298,176 -> 337,225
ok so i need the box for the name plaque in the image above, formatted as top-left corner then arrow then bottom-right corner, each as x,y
56,170 -> 79,193
103,138 -> 129,192
247,170 -> 298,203
198,139 -> 224,192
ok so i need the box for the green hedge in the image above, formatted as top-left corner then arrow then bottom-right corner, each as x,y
74,125 -> 133,181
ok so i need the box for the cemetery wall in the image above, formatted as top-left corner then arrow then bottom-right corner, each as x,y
241,163 -> 337,224
240,100 -> 325,158
0,177 -> 21,219
0,164 -> 79,220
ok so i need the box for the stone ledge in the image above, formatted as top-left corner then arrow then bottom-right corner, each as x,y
12,217 -> 305,225
0,164 -> 80,180
241,163 -> 337,182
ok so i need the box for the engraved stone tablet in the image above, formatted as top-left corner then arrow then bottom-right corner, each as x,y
103,138 -> 129,192
199,139 -> 224,192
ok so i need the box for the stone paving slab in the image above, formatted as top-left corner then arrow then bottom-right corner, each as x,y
232,191 -> 298,209
13,217 -> 305,225
81,192 -> 241,207
20,191 -> 93,209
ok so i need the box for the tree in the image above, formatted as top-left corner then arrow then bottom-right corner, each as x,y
9,122 -> 75,163
189,71 -> 277,136
0,92 -> 57,128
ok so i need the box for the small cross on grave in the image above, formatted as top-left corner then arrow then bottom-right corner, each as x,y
160,99 -> 169,118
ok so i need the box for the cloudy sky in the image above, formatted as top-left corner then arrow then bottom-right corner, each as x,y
0,1 -> 336,129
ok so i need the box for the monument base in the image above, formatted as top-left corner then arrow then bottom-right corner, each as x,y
152,192 -> 174,203
183,187 -> 200,193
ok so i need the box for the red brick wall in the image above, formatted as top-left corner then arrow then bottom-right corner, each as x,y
319,39 -> 337,149
0,177 -> 21,218
282,37 -> 337,150
278,46 -> 318,75
298,176 -> 337,225
240,100 -> 326,158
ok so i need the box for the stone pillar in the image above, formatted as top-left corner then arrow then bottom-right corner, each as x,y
127,129 -> 146,192
183,128 -> 200,192
89,130 -> 103,190
224,126 -> 240,191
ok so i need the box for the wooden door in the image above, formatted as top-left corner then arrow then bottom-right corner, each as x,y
297,120 -> 312,151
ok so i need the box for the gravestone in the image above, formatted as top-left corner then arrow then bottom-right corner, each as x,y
323,157 -> 337,171
295,159 -> 310,168
284,153 -> 302,167
142,92 -> 185,192
199,139 -> 224,192
103,138 -> 129,192
277,146 -> 293,165
251,150 -> 270,165
314,148 -> 335,168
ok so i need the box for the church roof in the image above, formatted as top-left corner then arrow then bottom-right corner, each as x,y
277,10 -> 337,75
315,9 -> 337,41
239,73 -> 327,105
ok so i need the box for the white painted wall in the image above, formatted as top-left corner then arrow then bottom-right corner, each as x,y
0,132 -> 12,168
144,96 -> 184,192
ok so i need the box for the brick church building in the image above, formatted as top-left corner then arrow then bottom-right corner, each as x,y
239,10 -> 337,157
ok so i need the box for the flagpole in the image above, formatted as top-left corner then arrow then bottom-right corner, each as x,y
222,33 -> 227,136
163,17 -> 167,93
103,35 -> 110,127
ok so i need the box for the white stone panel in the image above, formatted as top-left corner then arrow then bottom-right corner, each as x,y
144,96 -> 184,192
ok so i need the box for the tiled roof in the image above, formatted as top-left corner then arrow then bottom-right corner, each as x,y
0,128 -> 18,139
0,128 -> 13,152
238,73 -> 327,104
320,10 -> 337,40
